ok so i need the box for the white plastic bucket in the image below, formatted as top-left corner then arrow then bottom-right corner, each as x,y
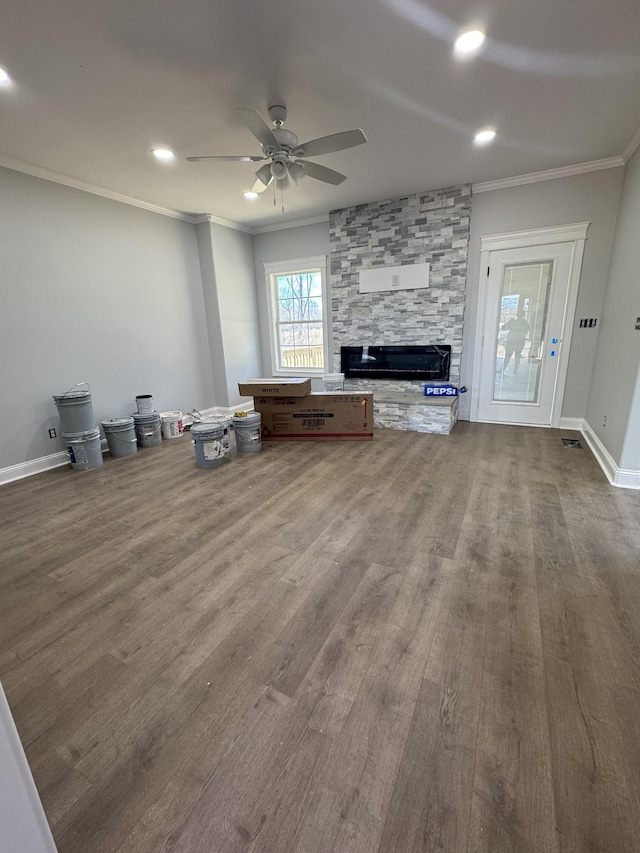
132,411 -> 162,448
191,423 -> 227,468
232,412 -> 262,453
102,417 -> 137,458
53,382 -> 95,433
135,394 -> 154,414
323,373 -> 345,392
63,427 -> 103,471
160,411 -> 184,439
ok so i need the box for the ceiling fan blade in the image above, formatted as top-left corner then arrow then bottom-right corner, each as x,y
186,155 -> 266,162
237,108 -> 279,150
296,129 -> 367,157
251,175 -> 272,194
296,160 -> 347,185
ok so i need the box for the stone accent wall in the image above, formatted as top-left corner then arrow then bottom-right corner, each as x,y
329,185 -> 471,390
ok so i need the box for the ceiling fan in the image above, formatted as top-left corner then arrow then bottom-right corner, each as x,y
187,104 -> 367,194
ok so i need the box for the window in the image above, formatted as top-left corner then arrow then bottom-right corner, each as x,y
264,255 -> 329,374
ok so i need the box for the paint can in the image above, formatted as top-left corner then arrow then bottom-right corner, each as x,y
53,382 -> 95,433
160,411 -> 184,439
231,412 -> 262,453
191,423 -> 228,468
63,427 -> 103,471
132,411 -> 162,448
135,394 -> 154,415
102,417 -> 137,458
199,416 -> 231,454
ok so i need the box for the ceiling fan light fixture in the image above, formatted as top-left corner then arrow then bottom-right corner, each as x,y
275,175 -> 290,191
270,158 -> 289,181
0,67 -> 12,86
255,163 -> 272,186
288,161 -> 306,185
453,29 -> 485,57
152,147 -> 175,161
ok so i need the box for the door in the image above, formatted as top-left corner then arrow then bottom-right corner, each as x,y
477,241 -> 575,425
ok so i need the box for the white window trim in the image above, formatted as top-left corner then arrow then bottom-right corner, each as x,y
263,255 -> 329,376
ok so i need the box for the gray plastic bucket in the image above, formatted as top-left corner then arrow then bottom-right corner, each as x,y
132,411 -> 162,448
53,384 -> 95,433
199,416 -> 231,455
191,423 -> 228,468
102,417 -> 137,458
63,427 -> 103,471
135,394 -> 154,414
232,412 -> 262,453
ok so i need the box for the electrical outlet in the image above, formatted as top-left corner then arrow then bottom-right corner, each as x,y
48,427 -> 57,439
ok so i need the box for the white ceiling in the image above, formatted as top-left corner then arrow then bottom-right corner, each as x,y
2,0 -> 640,229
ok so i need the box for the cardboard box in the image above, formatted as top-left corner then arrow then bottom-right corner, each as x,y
254,392 -> 373,440
238,378 -> 312,397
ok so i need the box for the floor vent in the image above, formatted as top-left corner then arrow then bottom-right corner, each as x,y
562,438 -> 582,448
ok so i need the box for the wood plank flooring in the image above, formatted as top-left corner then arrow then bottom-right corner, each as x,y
1,423 -> 640,852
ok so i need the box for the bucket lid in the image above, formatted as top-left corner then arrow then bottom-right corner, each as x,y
53,390 -> 92,402
159,411 -> 182,419
232,412 -> 261,424
62,427 -> 101,439
102,417 -> 134,428
191,423 -> 224,438
132,411 -> 160,420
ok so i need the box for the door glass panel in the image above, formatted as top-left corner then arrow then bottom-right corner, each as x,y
493,261 -> 552,403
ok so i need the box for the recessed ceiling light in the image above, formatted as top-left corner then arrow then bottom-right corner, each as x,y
152,148 -> 175,161
243,191 -> 259,200
474,128 -> 496,146
453,29 -> 485,57
0,67 -> 12,86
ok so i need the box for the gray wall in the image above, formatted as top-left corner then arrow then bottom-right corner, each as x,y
0,683 -> 57,852
210,223 -> 261,408
464,168 -> 625,420
585,149 -> 640,469
0,167 -> 215,470
252,222 -> 331,384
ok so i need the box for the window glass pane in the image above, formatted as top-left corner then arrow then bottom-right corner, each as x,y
308,273 -> 322,298
493,261 -> 552,403
270,264 -> 325,371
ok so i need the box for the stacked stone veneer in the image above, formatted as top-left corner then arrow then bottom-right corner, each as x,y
329,185 -> 471,395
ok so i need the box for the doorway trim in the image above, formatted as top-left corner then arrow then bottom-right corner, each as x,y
470,222 -> 590,427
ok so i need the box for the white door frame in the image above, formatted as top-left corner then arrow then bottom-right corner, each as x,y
470,222 -> 590,427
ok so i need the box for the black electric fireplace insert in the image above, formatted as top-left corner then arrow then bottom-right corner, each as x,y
340,345 -> 451,382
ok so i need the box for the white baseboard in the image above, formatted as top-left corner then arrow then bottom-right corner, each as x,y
0,450 -> 70,486
581,420 -> 640,489
559,417 -> 584,431
1,437 -> 106,486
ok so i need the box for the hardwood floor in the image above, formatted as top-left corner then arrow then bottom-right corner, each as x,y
1,423 -> 640,852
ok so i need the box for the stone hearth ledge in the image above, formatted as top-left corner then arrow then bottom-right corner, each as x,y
373,392 -> 458,435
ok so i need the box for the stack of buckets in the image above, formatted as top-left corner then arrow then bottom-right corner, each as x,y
191,412 -> 261,468
53,385 -> 103,471
131,395 -> 163,448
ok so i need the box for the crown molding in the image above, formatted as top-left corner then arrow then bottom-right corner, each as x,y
0,153 -> 197,222
191,213 -> 253,233
251,214 -> 330,235
622,123 -> 640,164
472,156 -> 624,194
